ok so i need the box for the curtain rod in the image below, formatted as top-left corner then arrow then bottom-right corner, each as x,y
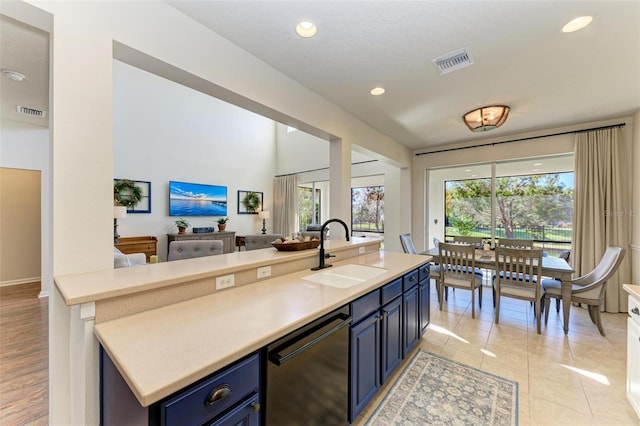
415,122 -> 626,156
275,160 -> 378,177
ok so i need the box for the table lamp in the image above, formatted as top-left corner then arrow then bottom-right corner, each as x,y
258,211 -> 270,234
113,206 -> 127,244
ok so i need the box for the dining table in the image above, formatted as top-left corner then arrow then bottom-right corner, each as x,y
422,246 -> 575,334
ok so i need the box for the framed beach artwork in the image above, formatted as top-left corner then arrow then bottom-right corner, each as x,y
169,181 -> 228,216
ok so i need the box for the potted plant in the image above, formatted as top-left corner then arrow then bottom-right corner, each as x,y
174,218 -> 190,234
217,217 -> 229,231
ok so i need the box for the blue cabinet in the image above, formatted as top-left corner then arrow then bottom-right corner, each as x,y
100,348 -> 261,426
349,311 -> 381,419
402,284 -> 420,357
349,267 -> 430,422
381,295 -> 403,382
418,263 -> 431,336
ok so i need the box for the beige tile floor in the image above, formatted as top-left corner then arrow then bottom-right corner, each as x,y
356,282 -> 639,425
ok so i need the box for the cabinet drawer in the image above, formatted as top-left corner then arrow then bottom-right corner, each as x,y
160,353 -> 260,426
403,269 -> 419,291
381,278 -> 402,305
418,263 -> 430,282
352,290 -> 381,324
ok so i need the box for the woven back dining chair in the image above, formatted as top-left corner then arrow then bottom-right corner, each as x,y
438,242 -> 483,318
494,247 -> 544,333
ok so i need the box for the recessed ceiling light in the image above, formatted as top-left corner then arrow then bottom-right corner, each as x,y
370,87 -> 385,96
534,163 -> 542,166
295,21 -> 317,38
1,69 -> 26,82
562,16 -> 593,33
464,169 -> 472,172
533,169 -> 540,172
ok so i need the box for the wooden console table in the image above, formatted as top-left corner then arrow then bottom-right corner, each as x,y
115,236 -> 158,263
167,231 -> 236,255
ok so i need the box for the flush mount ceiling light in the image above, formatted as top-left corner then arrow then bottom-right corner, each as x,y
562,16 -> 593,33
1,69 -> 26,82
295,21 -> 317,38
370,87 -> 385,96
462,105 -> 510,132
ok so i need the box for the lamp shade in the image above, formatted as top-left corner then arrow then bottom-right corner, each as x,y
113,206 -> 127,219
258,211 -> 270,220
463,105 -> 510,132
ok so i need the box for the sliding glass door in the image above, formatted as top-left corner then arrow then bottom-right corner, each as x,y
430,154 -> 573,256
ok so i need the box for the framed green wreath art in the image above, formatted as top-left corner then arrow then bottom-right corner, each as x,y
238,190 -> 262,214
114,179 -> 151,213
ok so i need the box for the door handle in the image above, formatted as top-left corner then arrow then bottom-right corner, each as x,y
631,307 -> 640,315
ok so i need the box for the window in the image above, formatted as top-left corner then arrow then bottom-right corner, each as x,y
298,186 -> 321,231
444,167 -> 573,256
432,155 -> 574,256
352,186 -> 384,233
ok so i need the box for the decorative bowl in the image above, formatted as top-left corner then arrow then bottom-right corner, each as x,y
272,240 -> 321,251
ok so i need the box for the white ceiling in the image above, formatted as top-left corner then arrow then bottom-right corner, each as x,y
2,1 -> 639,150
0,14 -> 49,127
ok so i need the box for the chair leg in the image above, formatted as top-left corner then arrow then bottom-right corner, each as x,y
492,285 -> 496,308
588,305 -> 597,324
555,298 -> 560,313
591,304 -> 606,337
471,286 -> 475,319
445,286 -> 449,301
535,298 -> 541,334
478,284 -> 483,309
544,295 -> 551,325
495,289 -> 500,324
437,281 -> 444,312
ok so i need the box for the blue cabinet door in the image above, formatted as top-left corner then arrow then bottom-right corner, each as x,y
419,279 -> 430,336
380,297 -> 403,383
349,313 -> 380,422
403,285 -> 420,357
208,393 -> 260,426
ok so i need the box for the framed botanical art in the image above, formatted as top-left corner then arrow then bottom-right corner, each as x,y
238,190 -> 263,214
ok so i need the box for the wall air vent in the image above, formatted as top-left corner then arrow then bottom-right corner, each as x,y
17,106 -> 46,117
433,48 -> 474,75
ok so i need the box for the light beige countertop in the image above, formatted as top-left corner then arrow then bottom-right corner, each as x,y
624,284 -> 640,300
93,249 -> 430,407
55,237 -> 381,306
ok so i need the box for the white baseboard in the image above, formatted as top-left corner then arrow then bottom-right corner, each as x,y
0,277 -> 41,287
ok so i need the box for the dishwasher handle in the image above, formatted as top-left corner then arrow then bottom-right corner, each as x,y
269,312 -> 352,367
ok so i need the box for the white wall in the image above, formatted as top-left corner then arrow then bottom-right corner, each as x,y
0,118 -> 51,296
113,61 -> 277,259
632,109 -> 640,283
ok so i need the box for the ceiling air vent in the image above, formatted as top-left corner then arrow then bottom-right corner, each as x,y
433,48 -> 474,75
17,105 -> 46,117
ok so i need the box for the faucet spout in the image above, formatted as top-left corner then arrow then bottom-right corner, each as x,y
311,218 -> 350,270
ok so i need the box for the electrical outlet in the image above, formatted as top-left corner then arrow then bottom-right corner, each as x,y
257,266 -> 272,279
359,246 -> 366,254
215,274 -> 235,290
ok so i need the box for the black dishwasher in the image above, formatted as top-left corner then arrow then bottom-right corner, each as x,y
265,306 -> 352,425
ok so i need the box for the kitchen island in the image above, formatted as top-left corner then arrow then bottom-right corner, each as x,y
54,237 -> 431,424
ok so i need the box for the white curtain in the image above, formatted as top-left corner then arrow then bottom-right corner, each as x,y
573,127 -> 631,312
273,175 -> 299,238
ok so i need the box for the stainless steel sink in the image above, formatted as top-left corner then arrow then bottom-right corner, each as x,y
302,264 -> 388,288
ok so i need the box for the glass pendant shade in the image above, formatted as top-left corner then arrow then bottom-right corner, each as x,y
463,105 -> 510,132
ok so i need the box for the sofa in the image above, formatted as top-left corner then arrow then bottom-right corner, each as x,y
114,247 -> 146,268
167,240 -> 224,261
244,234 -> 283,251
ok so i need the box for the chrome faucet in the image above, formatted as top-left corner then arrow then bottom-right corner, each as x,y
311,218 -> 350,270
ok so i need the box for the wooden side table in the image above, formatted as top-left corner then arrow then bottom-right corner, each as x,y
115,236 -> 158,263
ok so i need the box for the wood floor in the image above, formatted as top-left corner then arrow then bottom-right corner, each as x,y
0,282 -> 48,425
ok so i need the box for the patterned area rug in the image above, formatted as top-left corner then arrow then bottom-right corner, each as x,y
365,350 -> 518,425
